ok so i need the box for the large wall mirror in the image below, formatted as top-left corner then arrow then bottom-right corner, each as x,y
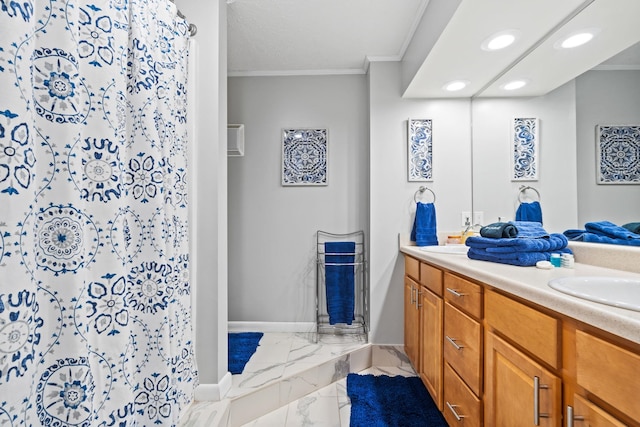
471,41 -> 640,235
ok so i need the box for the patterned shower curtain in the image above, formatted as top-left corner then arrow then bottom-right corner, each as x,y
0,0 -> 197,425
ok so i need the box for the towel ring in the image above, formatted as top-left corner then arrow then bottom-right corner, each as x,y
414,186 -> 436,203
518,185 -> 540,203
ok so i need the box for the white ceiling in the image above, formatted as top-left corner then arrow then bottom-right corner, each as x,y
226,0 -> 428,76
226,0 -> 640,97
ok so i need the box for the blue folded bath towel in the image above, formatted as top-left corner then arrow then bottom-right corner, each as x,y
324,242 -> 355,325
585,221 -> 640,240
410,202 -> 438,247
564,221 -> 640,246
467,248 -> 549,267
480,222 -> 519,238
516,201 -> 543,224
466,233 -> 567,252
564,230 -> 640,247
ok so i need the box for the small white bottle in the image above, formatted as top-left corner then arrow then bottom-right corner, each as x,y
561,253 -> 574,268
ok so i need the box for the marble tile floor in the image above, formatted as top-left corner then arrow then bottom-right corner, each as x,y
179,332 -> 416,427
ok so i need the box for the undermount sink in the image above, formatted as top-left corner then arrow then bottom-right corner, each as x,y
548,276 -> 640,312
419,245 -> 468,255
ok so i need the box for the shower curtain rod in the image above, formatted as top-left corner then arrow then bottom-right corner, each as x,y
171,0 -> 198,36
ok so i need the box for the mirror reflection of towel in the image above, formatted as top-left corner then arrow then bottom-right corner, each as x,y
410,202 -> 438,246
324,242 -> 355,325
516,201 -> 543,224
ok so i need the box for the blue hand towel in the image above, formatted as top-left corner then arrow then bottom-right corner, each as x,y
480,222 -> 519,238
515,201 -> 543,224
324,242 -> 355,325
585,221 -> 640,240
410,202 -> 438,247
510,221 -> 549,238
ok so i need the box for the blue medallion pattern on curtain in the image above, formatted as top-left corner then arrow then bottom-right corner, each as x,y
0,0 -> 196,425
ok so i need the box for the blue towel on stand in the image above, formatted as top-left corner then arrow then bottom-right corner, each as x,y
324,241 -> 355,325
410,202 -> 438,246
516,201 -> 543,224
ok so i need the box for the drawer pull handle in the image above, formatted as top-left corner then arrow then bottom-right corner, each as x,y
446,288 -> 466,298
446,335 -> 464,350
566,406 -> 585,427
533,376 -> 550,425
445,401 -> 465,421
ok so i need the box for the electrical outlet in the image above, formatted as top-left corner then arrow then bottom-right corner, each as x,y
473,211 -> 484,226
461,211 -> 471,227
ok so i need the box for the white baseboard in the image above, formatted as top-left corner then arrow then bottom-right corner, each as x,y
194,371 -> 232,401
228,321 -> 316,333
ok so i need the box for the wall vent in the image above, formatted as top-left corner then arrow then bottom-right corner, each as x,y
227,124 -> 244,157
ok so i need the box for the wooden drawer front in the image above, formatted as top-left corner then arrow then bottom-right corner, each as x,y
405,255 -> 420,281
485,290 -> 559,369
444,272 -> 482,319
443,362 -> 481,427
444,302 -> 482,396
420,262 -> 443,296
576,330 -> 640,422
572,394 -> 627,427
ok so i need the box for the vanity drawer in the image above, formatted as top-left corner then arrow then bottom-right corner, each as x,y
443,362 -> 481,427
444,302 -> 482,396
420,262 -> 443,296
405,255 -> 419,281
485,290 -> 559,369
444,272 -> 482,319
576,330 -> 640,422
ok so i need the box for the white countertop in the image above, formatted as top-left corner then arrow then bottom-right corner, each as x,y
400,244 -> 640,345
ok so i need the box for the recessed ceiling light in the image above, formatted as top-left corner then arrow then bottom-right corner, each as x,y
501,80 -> 528,91
555,29 -> 600,49
443,80 -> 469,92
481,30 -> 520,51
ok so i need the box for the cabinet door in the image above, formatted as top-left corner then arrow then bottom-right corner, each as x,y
419,288 -> 443,410
404,277 -> 420,367
568,395 -> 626,427
485,332 -> 561,427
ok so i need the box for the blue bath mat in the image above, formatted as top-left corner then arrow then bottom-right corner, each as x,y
228,332 -> 263,374
347,374 -> 447,427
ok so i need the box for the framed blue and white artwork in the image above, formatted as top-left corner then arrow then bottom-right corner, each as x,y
282,128 -> 328,186
408,118 -> 433,182
511,117 -> 539,181
596,125 -> 640,184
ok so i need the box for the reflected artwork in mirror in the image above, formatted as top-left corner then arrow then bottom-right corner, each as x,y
596,125 -> 640,184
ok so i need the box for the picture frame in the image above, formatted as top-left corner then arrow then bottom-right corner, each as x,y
596,125 -> 640,184
511,117 -> 539,181
407,118 -> 433,182
282,128 -> 328,186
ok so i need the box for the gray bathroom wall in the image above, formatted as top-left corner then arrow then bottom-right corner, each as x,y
227,74 -> 369,324
576,70 -> 640,226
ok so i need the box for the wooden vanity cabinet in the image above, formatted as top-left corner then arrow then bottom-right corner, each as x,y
404,256 -> 444,410
404,275 -> 420,367
403,254 -> 640,427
